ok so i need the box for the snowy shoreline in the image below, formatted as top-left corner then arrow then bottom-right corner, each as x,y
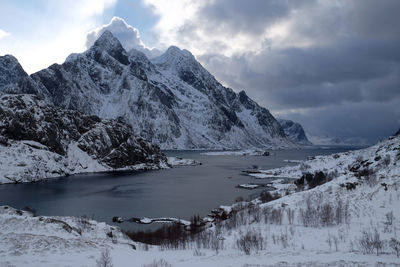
0,149 -> 200,185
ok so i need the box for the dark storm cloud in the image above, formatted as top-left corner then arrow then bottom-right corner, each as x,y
192,0 -> 400,142
284,100 -> 400,143
200,37 -> 400,109
347,0 -> 400,38
197,0 -> 314,35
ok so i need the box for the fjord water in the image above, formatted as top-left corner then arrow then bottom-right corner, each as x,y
0,148 -> 359,231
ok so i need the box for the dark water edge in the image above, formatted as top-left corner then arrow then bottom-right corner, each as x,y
0,147 -> 361,231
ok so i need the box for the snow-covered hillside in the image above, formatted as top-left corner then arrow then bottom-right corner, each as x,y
0,206 -> 138,267
0,31 -> 293,150
0,94 -> 167,184
1,134 -> 399,266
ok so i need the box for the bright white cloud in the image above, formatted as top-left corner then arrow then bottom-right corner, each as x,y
142,0 -> 343,57
86,17 -> 146,50
142,0 -> 205,51
85,16 -> 160,58
0,29 -> 10,39
142,0 -> 314,57
0,0 -> 117,74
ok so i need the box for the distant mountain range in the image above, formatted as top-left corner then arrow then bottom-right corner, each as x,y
307,134 -> 370,146
0,30 -> 311,149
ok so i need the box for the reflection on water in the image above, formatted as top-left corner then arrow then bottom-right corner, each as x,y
0,147 -> 360,231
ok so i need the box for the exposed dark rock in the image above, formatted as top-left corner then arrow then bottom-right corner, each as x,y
0,94 -> 166,169
295,171 -> 328,189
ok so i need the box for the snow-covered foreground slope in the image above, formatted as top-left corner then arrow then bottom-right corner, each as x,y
0,31 -> 293,150
0,94 -> 167,184
0,206 -> 139,267
1,135 -> 399,266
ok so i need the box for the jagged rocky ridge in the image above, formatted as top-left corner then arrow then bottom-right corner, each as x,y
277,119 -> 312,145
1,30 -> 294,149
0,93 -> 167,183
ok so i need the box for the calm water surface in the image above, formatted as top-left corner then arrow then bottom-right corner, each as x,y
0,147 -> 360,231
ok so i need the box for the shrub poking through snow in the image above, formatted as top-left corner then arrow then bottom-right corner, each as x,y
359,229 -> 384,255
389,238 -> 400,258
259,191 -> 280,203
359,168 -> 378,187
383,211 -> 394,233
96,248 -> 113,267
299,194 -> 350,227
142,259 -> 173,267
382,155 -> 391,167
236,230 -> 265,255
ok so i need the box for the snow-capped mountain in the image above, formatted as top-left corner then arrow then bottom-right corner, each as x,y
1,31 -> 293,150
0,93 -> 167,183
277,119 -> 312,145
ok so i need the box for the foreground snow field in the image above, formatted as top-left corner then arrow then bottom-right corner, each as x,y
1,134 -> 399,266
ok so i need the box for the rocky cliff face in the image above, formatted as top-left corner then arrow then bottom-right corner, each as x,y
0,93 -> 167,183
0,55 -> 29,91
1,31 -> 293,149
277,119 -> 312,146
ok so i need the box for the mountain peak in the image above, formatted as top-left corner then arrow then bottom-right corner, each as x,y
92,30 -> 122,50
0,54 -> 29,90
151,45 -> 196,68
165,45 -> 194,59
0,54 -> 19,64
91,30 -> 129,65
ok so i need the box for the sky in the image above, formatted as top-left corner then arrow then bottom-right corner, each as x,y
0,0 -> 399,144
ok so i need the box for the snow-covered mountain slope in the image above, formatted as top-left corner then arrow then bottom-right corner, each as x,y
277,118 -> 312,145
2,31 -> 293,150
1,135 -> 399,266
0,94 -> 167,184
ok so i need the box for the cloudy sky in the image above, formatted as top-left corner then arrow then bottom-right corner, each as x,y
1,0 -> 399,144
